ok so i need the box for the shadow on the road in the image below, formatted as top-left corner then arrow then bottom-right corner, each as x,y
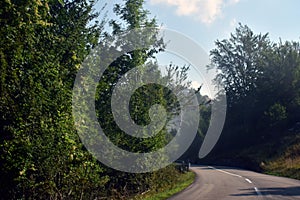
231,187 -> 300,197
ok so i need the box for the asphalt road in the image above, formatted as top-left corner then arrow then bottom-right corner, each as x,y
169,166 -> 300,200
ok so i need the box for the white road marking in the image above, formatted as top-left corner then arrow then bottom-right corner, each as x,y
207,166 -> 242,178
245,178 -> 252,184
254,187 -> 262,196
206,166 -> 263,197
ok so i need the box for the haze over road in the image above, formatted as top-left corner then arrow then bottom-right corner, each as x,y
169,166 -> 300,200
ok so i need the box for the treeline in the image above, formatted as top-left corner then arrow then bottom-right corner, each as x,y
0,0 -> 200,199
203,24 -> 300,170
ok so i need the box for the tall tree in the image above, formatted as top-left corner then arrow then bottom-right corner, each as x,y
95,0 -> 165,155
208,24 -> 272,148
210,23 -> 271,104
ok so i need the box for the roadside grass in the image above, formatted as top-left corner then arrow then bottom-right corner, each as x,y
212,130 -> 300,181
262,139 -> 300,180
133,171 -> 195,200
236,132 -> 300,180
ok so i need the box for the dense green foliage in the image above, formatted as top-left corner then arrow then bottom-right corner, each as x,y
0,0 -> 203,199
96,0 -> 167,153
204,24 -> 300,174
0,0 -> 110,199
93,0 -> 200,196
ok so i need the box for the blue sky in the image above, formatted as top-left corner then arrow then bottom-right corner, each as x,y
96,0 -> 300,97
145,0 -> 300,51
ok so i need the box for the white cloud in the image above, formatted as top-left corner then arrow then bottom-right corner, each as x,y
149,0 -> 240,24
228,0 -> 240,5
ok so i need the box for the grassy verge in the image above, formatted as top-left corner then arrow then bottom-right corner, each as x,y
261,135 -> 300,180
231,133 -> 300,180
134,171 -> 195,200
206,131 -> 300,181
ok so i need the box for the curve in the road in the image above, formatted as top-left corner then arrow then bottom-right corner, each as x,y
168,165 -> 300,200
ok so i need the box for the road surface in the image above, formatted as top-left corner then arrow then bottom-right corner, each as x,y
169,166 -> 300,200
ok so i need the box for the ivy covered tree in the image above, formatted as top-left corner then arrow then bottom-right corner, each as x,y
0,0 -> 108,199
